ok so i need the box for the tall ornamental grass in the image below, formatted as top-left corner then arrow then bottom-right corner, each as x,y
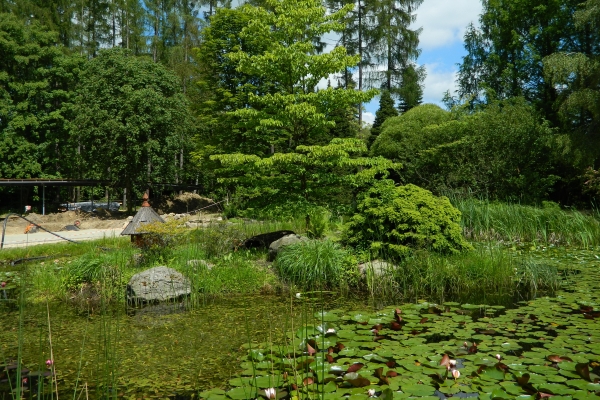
275,239 -> 347,291
453,198 -> 600,247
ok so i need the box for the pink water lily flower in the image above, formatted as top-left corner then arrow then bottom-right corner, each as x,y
0,282 -> 6,287
451,369 -> 460,380
46,359 -> 53,367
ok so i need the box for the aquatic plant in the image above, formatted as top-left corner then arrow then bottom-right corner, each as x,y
454,197 -> 600,247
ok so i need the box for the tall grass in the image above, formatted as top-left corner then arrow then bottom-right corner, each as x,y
275,239 -> 347,292
368,245 -> 559,304
453,198 -> 600,247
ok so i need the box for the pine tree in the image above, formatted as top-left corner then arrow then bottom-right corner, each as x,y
397,63 -> 424,114
366,0 -> 422,100
369,90 -> 397,147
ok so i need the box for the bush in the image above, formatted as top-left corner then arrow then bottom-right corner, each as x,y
371,99 -> 560,202
342,180 -> 473,259
275,239 -> 347,291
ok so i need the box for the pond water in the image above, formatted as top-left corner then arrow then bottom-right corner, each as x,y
1,246 -> 600,399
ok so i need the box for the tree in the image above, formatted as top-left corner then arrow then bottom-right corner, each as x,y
543,0 -> 600,136
397,63 -> 424,113
211,138 -> 398,209
456,0 -> 588,125
369,90 -> 397,147
226,0 -> 377,153
0,13 -> 83,181
72,48 -> 195,211
366,0 -> 423,101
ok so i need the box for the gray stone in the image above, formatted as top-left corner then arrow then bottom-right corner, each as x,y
268,234 -> 308,261
127,266 -> 191,304
187,259 -> 214,270
357,260 -> 395,277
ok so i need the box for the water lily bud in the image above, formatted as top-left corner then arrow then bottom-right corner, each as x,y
367,389 -> 376,397
452,369 -> 460,380
496,354 -> 502,361
295,293 -> 302,299
0,282 -> 5,288
463,341 -> 468,348
265,388 -> 276,400
449,359 -> 457,366
46,359 -> 53,367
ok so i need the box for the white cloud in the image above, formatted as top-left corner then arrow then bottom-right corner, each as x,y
414,0 -> 482,51
422,63 -> 457,105
362,111 -> 375,125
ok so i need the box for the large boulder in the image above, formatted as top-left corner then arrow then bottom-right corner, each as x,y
127,266 -> 191,305
243,230 -> 296,250
268,234 -> 307,261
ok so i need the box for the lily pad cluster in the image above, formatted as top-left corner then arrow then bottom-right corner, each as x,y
217,284 -> 600,400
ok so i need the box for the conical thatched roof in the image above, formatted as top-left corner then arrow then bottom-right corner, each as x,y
121,193 -> 165,236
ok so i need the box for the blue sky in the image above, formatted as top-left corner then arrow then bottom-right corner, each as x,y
362,0 -> 483,124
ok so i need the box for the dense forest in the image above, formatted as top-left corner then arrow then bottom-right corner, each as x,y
0,0 -> 599,214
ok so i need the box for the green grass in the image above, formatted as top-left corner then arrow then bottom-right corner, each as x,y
275,239 -> 348,292
453,198 -> 600,247
369,244 -> 560,304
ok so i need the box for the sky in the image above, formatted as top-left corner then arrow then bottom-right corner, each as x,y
362,0 -> 483,124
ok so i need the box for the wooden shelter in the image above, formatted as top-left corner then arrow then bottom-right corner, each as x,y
121,192 -> 165,244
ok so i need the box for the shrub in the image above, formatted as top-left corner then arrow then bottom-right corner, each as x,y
342,180 -> 473,259
275,239 -> 347,291
189,223 -> 247,258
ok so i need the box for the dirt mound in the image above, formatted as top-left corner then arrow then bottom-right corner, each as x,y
155,192 -> 218,214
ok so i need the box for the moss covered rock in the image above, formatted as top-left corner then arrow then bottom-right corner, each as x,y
343,180 -> 472,259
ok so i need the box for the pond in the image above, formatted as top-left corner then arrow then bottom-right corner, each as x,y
1,246 -> 599,399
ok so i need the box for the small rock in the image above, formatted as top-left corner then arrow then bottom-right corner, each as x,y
268,234 -> 308,261
185,222 -> 200,228
216,216 -> 223,221
357,260 -> 395,277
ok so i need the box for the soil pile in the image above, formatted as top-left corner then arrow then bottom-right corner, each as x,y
154,192 -> 217,214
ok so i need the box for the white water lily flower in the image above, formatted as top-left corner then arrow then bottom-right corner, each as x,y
449,359 -> 457,367
295,293 -> 302,299
496,354 -> 502,361
367,389 -> 376,397
326,328 -> 336,334
265,388 -> 276,400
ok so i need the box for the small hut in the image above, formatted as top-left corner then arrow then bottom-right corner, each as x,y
121,192 -> 165,245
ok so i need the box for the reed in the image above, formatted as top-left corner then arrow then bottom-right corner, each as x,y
453,198 -> 600,247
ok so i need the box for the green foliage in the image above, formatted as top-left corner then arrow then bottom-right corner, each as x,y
275,239 -> 347,291
370,103 -> 450,160
369,90 -> 398,147
212,138 -> 398,210
454,197 -> 600,247
372,100 -> 561,202
72,48 -> 195,210
225,0 -> 377,150
189,223 -> 247,258
0,12 -> 83,181
306,207 -> 331,239
343,180 -> 473,259
62,253 -> 120,291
